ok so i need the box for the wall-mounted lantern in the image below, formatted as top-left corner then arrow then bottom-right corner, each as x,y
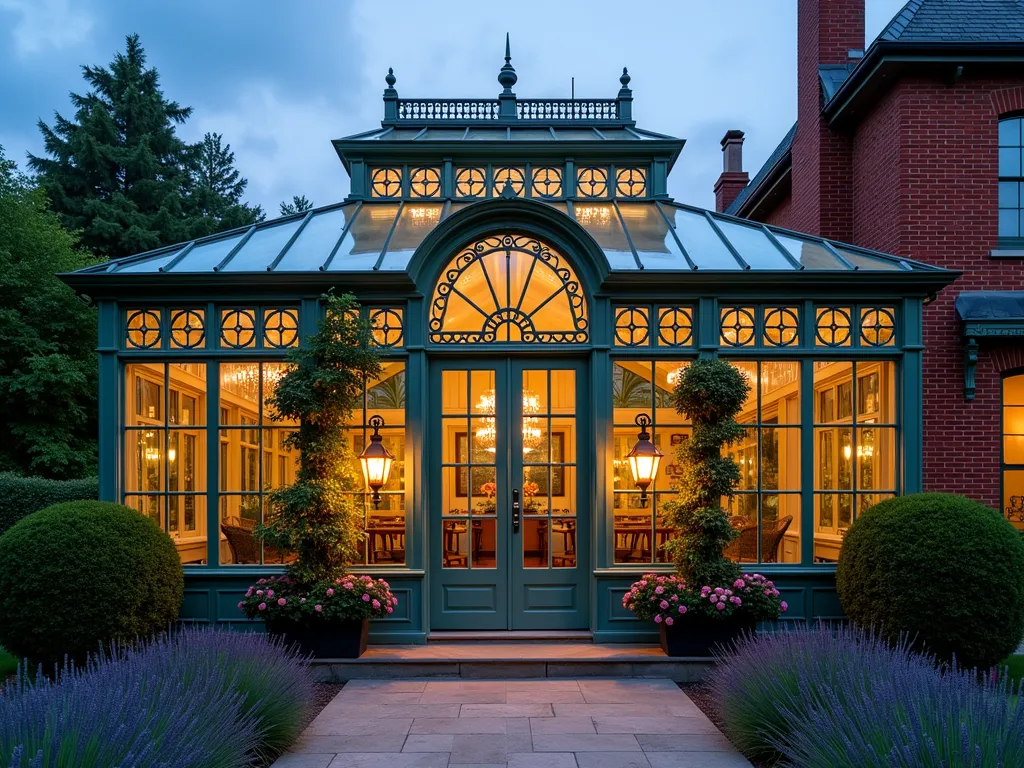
358,414 -> 394,508
626,413 -> 663,506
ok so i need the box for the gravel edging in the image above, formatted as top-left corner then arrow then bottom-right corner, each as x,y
678,682 -> 775,768
303,681 -> 345,731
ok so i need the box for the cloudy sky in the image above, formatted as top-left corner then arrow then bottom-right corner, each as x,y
0,0 -> 907,214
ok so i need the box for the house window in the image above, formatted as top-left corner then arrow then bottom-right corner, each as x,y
347,363 -> 408,565
1000,116 -> 1024,243
1002,373 -> 1024,531
123,363 -> 208,564
813,361 -> 897,561
218,362 -> 297,564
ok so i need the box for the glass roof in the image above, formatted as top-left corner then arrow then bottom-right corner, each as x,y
78,200 -> 943,276
349,125 -> 669,142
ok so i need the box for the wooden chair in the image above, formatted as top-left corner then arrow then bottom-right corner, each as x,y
442,520 -> 468,567
724,520 -> 759,562
553,519 -> 576,567
220,523 -> 291,564
761,515 -> 793,563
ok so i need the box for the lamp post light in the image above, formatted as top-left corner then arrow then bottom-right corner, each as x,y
358,415 -> 394,509
626,413 -> 663,507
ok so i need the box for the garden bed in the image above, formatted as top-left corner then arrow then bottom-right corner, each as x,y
679,682 -> 771,768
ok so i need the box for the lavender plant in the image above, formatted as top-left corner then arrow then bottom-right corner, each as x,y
778,649 -> 1024,767
708,624 -> 935,763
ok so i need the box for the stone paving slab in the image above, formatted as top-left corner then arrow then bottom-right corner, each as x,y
272,678 -> 752,767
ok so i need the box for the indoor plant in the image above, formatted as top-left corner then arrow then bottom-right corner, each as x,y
238,292 -> 387,658
624,358 -> 787,655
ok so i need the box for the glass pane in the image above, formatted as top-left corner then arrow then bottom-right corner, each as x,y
168,496 -> 207,564
573,203 -> 636,269
762,428 -> 800,490
729,429 -> 758,491
815,362 -> 854,423
1000,147 -> 1022,177
378,203 -> 444,270
523,518 -> 549,568
442,370 -> 468,415
220,220 -> 303,272
275,206 -> 353,271
1000,118 -> 1022,147
552,517 -> 577,568
613,506 -> 652,564
774,234 -> 846,269
326,204 -> 399,271
725,497 -> 757,559
442,518 -> 469,568
127,363 -> 165,425
860,362 -> 896,423
219,495 -> 261,564
619,203 -> 690,269
443,467 -> 468,516
1000,181 -> 1021,209
1003,469 -> 1024,530
762,362 -> 800,423
472,519 -> 496,568
730,362 -> 757,423
834,248 -> 901,271
125,429 -> 164,495
815,427 -> 852,490
221,364 -> 264,423
171,235 -> 240,272
670,208 -> 742,269
768,494 -> 801,564
1004,405 -> 1024,437
857,427 -> 895,492
714,218 -> 792,269
1005,374 -> 1024,406
124,494 -> 163,531
653,492 -> 675,564
1000,209 -> 1020,238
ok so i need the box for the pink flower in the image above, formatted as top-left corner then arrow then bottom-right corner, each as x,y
237,601 -> 244,609
258,602 -> 267,611
655,586 -> 664,594
277,598 -> 287,606
327,588 -> 335,597
715,602 -> 725,611
670,596 -> 679,602
343,582 -> 354,590
300,598 -> 306,603
372,599 -> 381,609
392,597 -> 399,605
730,597 -> 742,606
660,600 -> 669,610
714,587 -> 724,596
266,589 -> 274,598
780,601 -> 788,612
360,575 -> 372,581
678,605 -> 687,614
256,590 -> 264,597
257,578 -> 266,584
654,615 -> 663,623
387,606 -> 394,613
733,579 -> 745,589
362,594 -> 371,602
665,617 -> 674,626
315,604 -> 323,612
245,588 -> 253,597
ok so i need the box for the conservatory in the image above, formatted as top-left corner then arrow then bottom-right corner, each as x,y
62,53 -> 956,643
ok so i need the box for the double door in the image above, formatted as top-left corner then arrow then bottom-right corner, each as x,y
429,358 -> 589,630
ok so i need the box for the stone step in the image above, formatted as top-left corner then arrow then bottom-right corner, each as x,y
428,630 -> 594,643
310,642 -> 714,683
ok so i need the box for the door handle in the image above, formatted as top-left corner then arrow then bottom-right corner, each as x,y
512,487 -> 520,533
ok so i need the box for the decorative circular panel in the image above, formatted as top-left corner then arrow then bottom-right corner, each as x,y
657,307 -> 693,347
370,308 -> 404,348
126,309 -> 161,349
455,168 -> 485,198
370,167 -> 402,198
410,167 -> 441,198
614,307 -> 649,347
763,307 -> 799,347
220,309 -> 257,348
493,167 -> 525,197
576,167 -> 608,198
532,167 -> 563,198
860,308 -> 896,346
170,309 -> 205,349
615,168 -> 647,198
263,308 -> 299,348
720,307 -> 756,347
429,234 -> 588,344
815,307 -> 852,347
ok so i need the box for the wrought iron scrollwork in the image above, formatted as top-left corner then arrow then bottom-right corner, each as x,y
429,234 -> 589,345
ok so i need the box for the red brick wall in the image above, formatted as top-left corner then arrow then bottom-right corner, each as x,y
850,78 -> 1024,507
761,194 -> 796,230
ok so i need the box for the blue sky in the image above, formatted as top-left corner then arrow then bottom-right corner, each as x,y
0,0 -> 907,214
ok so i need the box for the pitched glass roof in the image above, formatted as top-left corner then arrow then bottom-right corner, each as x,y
343,126 -> 673,142
74,199 -> 944,276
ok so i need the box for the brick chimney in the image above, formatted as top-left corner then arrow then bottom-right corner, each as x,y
715,130 -> 749,212
790,0 -> 864,239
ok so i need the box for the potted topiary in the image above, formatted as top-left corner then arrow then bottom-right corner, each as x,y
622,358 -> 787,656
238,293 -> 396,658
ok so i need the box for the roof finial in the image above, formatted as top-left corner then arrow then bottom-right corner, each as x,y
385,67 -> 396,88
500,178 -> 517,199
620,67 -> 630,88
498,32 -> 517,93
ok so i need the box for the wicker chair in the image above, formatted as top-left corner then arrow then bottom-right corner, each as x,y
724,515 -> 794,563
761,515 -> 793,563
220,523 -> 291,564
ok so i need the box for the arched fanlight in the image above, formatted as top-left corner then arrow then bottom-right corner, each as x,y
358,415 -> 395,508
626,413 -> 663,506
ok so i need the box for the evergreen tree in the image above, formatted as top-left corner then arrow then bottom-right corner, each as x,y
279,195 -> 313,216
0,146 -> 99,478
29,35 -> 194,258
187,132 -> 263,235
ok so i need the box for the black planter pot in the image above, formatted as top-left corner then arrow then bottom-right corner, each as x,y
267,618 -> 369,658
659,614 -> 757,657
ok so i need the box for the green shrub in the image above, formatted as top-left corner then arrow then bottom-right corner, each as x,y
837,493 -> 1024,669
0,501 -> 183,665
0,473 -> 97,536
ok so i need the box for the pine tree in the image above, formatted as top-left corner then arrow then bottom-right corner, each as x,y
279,195 -> 313,216
30,35 -> 194,258
187,132 -> 263,235
0,146 -> 99,478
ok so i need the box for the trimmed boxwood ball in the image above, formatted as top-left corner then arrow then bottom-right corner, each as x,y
837,493 -> 1024,670
0,501 -> 183,665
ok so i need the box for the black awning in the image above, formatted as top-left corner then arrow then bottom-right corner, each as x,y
955,291 -> 1024,321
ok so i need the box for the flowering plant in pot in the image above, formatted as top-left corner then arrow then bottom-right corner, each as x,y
622,359 -> 788,656
238,292 -> 385,658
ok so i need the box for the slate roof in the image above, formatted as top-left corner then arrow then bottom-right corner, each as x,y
724,123 -> 796,216
879,0 -> 1024,42
819,64 -> 858,102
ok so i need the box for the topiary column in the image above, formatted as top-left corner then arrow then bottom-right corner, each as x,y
662,358 -> 750,587
256,293 -> 381,586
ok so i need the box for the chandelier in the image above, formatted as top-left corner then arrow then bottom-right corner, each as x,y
221,364 -> 284,402
474,389 -> 544,453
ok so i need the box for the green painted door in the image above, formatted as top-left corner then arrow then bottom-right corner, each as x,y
429,358 -> 589,630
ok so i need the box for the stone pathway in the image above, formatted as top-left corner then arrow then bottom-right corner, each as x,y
272,678 -> 752,768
